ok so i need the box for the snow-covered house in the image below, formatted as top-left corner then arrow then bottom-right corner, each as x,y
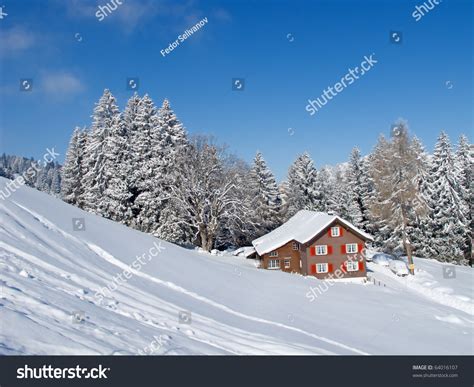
252,210 -> 374,279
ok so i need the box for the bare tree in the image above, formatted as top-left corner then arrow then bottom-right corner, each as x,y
169,136 -> 246,251
370,121 -> 427,274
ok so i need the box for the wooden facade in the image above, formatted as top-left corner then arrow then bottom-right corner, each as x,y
257,219 -> 370,279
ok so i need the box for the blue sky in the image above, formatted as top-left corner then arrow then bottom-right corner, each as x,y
0,0 -> 472,180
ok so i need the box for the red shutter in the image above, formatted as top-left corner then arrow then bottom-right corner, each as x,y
310,246 -> 316,256
328,229 -> 332,237
328,245 -> 333,255
340,228 -> 344,236
328,263 -> 333,273
310,264 -> 316,274
358,261 -> 364,271
358,243 -> 364,252
341,245 -> 346,254
340,264 -> 346,273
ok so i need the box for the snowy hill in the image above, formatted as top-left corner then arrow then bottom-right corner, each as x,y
0,177 -> 472,355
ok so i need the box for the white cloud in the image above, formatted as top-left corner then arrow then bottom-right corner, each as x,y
212,8 -> 232,22
113,1 -> 160,33
57,0 -> 97,19
40,73 -> 85,95
56,0 -> 160,32
0,27 -> 36,56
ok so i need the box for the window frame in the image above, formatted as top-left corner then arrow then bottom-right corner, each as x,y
269,250 -> 278,257
330,226 -> 341,237
316,263 -> 329,273
268,259 -> 280,269
346,260 -> 359,271
284,258 -> 291,269
316,245 -> 328,255
346,243 -> 358,254
292,241 -> 300,251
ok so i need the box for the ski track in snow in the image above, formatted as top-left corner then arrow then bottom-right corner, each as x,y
1,201 -> 340,355
86,242 -> 369,355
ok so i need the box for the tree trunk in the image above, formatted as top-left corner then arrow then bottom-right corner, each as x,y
200,226 -> 209,251
199,225 -> 214,252
401,215 -> 415,275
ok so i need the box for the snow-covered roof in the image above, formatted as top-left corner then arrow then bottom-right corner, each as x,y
252,210 -> 374,256
232,246 -> 256,257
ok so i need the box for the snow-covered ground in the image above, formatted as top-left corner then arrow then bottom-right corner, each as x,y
0,177 -> 472,355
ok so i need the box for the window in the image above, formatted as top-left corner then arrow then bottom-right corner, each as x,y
316,245 -> 328,255
269,251 -> 278,257
268,259 -> 280,269
346,243 -> 358,254
330,227 -> 340,237
346,261 -> 359,271
316,263 -> 328,273
284,258 -> 291,269
292,242 -> 300,251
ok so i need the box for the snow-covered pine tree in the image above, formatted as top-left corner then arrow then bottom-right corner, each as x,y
82,90 -> 120,213
345,147 -> 372,230
286,152 -> 319,217
35,164 -> 51,193
314,166 -> 335,213
278,180 -> 290,220
130,94 -> 161,233
100,113 -> 133,223
425,132 -> 468,263
329,166 -> 360,223
158,99 -> 187,150
455,135 -> 472,261
61,127 -> 88,207
154,99 -> 189,239
117,93 -> 142,223
407,136 -> 431,257
49,168 -> 61,196
248,152 -> 281,237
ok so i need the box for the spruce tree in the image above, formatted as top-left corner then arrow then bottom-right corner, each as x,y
131,94 -> 161,232
345,147 -> 372,229
286,152 -> 319,216
455,135 -> 472,261
82,89 -> 120,213
407,137 -> 431,257
61,127 -> 87,207
100,113 -> 132,222
154,99 -> 189,238
315,166 -> 335,213
426,132 -> 468,263
248,152 -> 281,237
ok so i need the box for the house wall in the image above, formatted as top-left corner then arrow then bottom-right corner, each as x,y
304,221 -> 367,279
260,240 -> 302,273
